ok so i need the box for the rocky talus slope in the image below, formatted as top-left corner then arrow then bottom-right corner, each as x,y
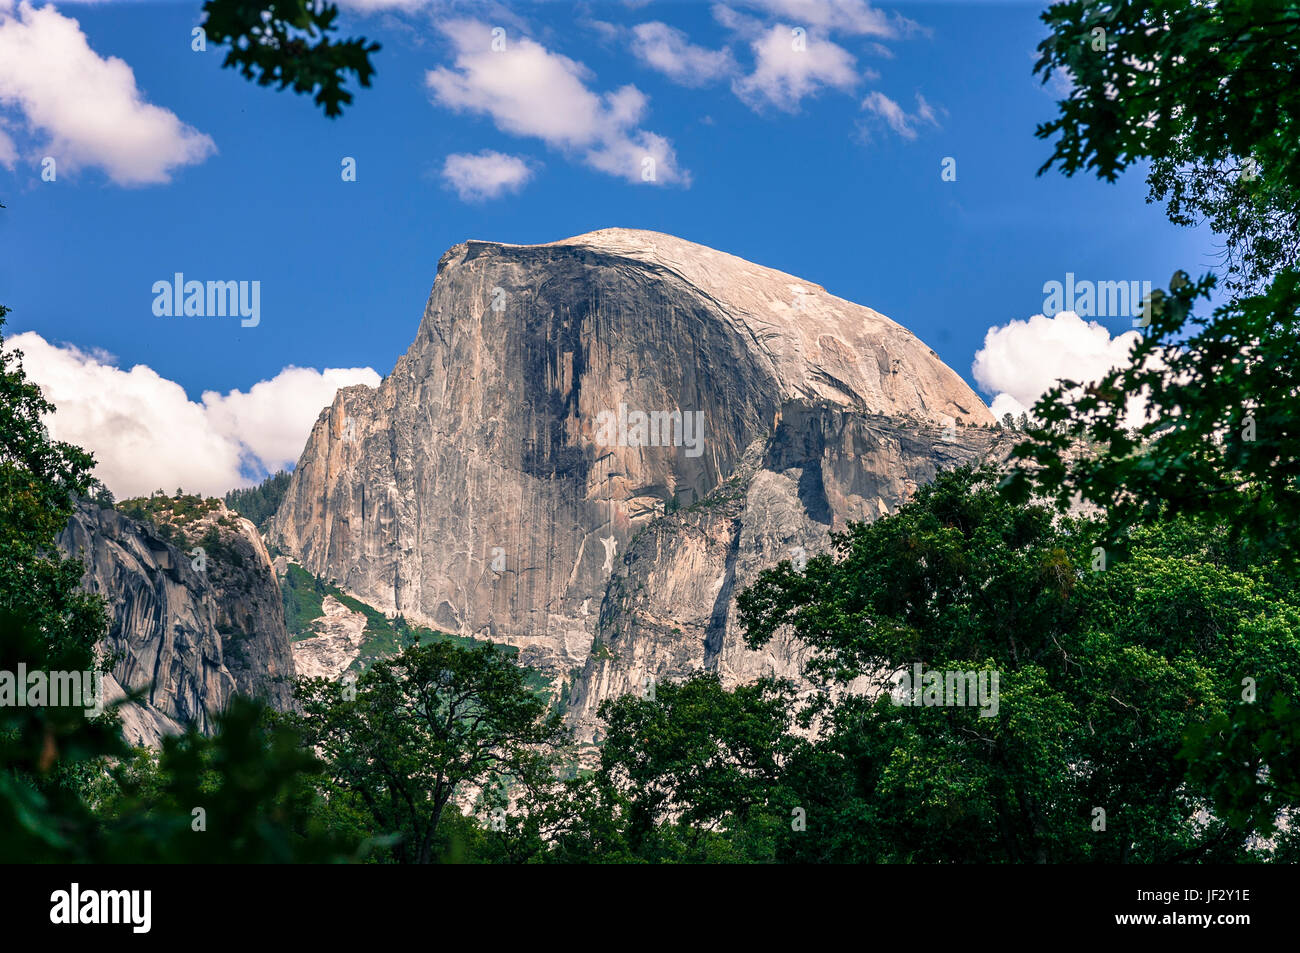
267,228 -> 1004,736
291,595 -> 368,680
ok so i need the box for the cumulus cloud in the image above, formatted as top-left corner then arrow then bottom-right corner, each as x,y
972,312 -> 1150,428
630,22 -> 736,87
860,90 -> 939,140
441,149 -> 534,201
426,18 -> 687,185
733,23 -> 860,111
4,331 -> 379,498
0,1 -> 215,185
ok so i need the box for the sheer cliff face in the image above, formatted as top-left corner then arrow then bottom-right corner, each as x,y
571,409 -> 1010,740
58,502 -> 294,746
269,228 -> 999,711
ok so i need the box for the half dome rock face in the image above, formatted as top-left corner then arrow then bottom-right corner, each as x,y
269,228 -> 1000,704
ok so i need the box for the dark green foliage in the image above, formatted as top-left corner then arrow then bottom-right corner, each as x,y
224,469 -> 291,529
93,697 -> 357,862
1005,271 -> 1300,563
201,0 -> 380,117
0,310 -> 106,661
1037,0 -> 1300,293
1035,1 -> 1300,195
734,467 -> 1300,862
200,524 -> 244,569
281,562 -> 327,638
86,478 -> 115,510
1148,145 -> 1299,299
1181,681 -> 1300,837
1,294 -> 352,863
284,640 -> 566,863
118,492 -> 222,526
1021,1 -> 1300,563
117,492 -> 225,552
583,674 -> 799,862
0,606 -> 126,863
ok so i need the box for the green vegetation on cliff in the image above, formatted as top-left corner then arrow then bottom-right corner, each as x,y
225,470 -> 292,529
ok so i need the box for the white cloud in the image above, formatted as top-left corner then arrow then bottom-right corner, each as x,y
733,23 -> 859,111
585,19 -> 623,44
426,18 -> 687,185
630,22 -> 736,87
0,122 -> 16,167
441,149 -> 534,201
4,331 -> 379,497
733,0 -> 907,38
914,92 -> 937,125
712,4 -> 763,36
972,312 -> 1150,428
0,1 -> 215,185
860,90 -> 939,140
335,0 -> 434,11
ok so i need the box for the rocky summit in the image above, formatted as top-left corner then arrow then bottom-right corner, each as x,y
268,228 -> 1006,736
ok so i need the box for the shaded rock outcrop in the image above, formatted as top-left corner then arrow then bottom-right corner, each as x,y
58,501 -> 295,746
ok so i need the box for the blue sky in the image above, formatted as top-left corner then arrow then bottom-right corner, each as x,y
0,0 -> 1218,495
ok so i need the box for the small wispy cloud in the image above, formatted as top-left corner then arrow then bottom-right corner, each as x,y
733,24 -> 862,112
630,21 -> 737,87
426,18 -> 688,186
441,149 -> 534,201
860,90 -> 941,140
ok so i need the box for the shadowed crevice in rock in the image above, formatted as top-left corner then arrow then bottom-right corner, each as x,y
703,520 -> 743,663
796,460 -> 834,526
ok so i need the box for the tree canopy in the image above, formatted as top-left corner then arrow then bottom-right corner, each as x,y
1011,0 -> 1300,563
200,0 -> 379,117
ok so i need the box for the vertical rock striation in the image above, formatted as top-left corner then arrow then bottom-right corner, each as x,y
58,501 -> 294,746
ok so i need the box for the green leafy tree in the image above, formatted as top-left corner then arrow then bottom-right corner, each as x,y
0,290 -> 119,856
0,606 -> 126,862
536,674 -> 801,864
0,309 -> 105,660
1181,680 -> 1300,843
286,640 -> 565,863
200,0 -> 380,117
2,272 -> 353,863
1035,1 -> 1300,208
1005,270 -> 1300,562
1017,1 -> 1300,561
90,698 -> 357,862
737,467 -> 1300,862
